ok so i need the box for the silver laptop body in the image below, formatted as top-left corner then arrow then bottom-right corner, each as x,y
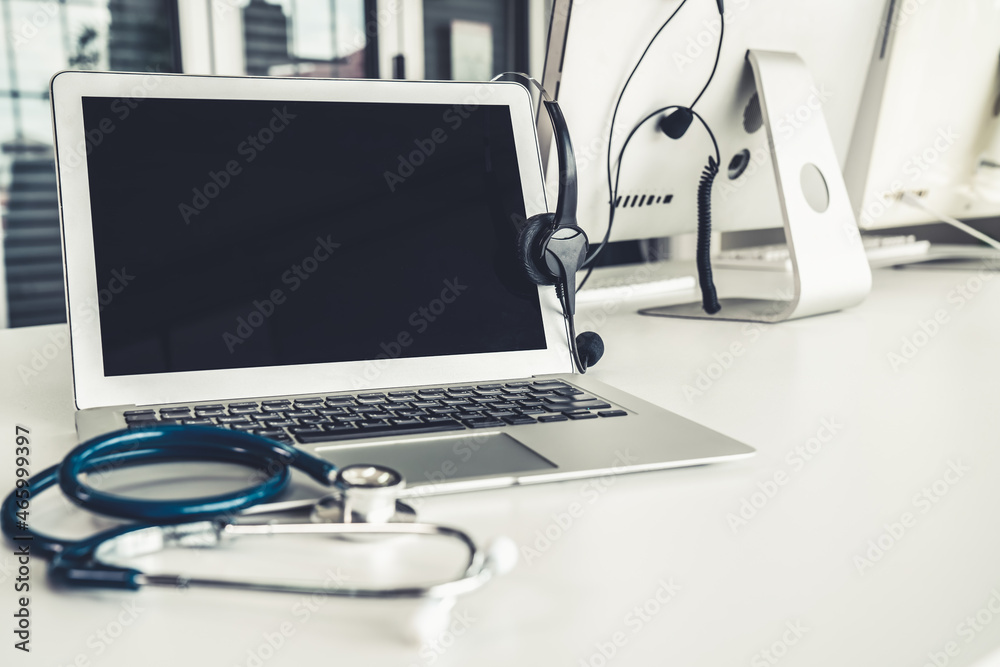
52,71 -> 754,495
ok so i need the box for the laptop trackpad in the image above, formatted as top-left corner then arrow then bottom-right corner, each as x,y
313,433 -> 556,489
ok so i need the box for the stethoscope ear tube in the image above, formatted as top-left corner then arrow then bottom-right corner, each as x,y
3,426 -> 517,603
56,426 -> 337,522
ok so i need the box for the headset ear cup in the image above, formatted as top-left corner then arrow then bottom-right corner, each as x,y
517,213 -> 558,286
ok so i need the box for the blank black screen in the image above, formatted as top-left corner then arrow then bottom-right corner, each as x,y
82,96 -> 545,376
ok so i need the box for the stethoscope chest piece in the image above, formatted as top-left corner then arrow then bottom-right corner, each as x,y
310,464 -> 417,525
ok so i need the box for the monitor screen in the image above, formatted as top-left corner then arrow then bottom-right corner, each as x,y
82,97 -> 546,377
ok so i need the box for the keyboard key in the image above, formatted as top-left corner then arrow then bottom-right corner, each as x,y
542,399 -> 611,413
325,398 -> 355,407
567,412 -> 599,420
123,409 -> 155,417
411,401 -> 440,408
296,419 -> 465,443
160,408 -> 190,417
182,418 -> 215,426
462,417 -> 504,428
531,381 -> 569,391
388,391 -> 416,398
228,401 -> 258,408
229,406 -> 261,415
195,408 -> 226,417
465,419 -> 505,429
195,404 -> 225,410
390,418 -> 424,426
322,424 -> 360,434
476,384 -> 502,390
261,400 -> 291,408
230,422 -> 259,430
598,410 -> 628,418
424,416 -> 459,423
124,413 -> 157,424
289,426 -> 324,436
285,410 -> 315,418
218,416 -> 251,424
294,399 -> 324,408
418,389 -> 445,397
538,414 -> 569,423
517,408 -> 545,415
503,415 -> 536,425
265,419 -> 296,428
255,428 -> 288,438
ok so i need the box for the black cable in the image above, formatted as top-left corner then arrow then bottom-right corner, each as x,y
696,156 -> 721,313
579,102 -> 721,290
691,12 -> 725,109
581,2 -> 724,289
598,0 -> 693,263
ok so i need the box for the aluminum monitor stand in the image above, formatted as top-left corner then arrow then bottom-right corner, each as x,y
641,50 -> 872,323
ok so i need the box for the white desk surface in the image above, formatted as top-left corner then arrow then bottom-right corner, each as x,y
2,267 -> 1000,667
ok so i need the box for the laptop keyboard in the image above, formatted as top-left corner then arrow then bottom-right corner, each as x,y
122,379 -> 628,445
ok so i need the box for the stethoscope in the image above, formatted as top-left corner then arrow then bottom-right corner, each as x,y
1,426 -> 516,602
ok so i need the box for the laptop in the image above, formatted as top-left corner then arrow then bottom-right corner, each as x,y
51,71 -> 754,495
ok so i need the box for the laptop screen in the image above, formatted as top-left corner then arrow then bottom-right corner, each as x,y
81,97 -> 546,377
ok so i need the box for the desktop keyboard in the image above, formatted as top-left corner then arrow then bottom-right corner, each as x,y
577,266 -> 696,305
122,380 -> 628,445
715,234 -> 931,270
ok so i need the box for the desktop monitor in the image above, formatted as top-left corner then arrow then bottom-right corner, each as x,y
540,0 -> 887,247
845,0 -> 1000,235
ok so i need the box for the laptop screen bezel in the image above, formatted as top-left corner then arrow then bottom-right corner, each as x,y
51,72 -> 573,409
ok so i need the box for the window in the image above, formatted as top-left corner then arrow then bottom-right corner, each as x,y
0,0 -> 179,327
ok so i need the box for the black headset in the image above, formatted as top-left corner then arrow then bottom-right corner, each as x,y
515,95 -> 604,373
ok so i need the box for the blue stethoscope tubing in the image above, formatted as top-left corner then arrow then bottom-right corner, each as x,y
1,425 -> 339,561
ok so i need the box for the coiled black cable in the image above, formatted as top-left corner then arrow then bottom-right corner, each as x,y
697,157 -> 721,314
